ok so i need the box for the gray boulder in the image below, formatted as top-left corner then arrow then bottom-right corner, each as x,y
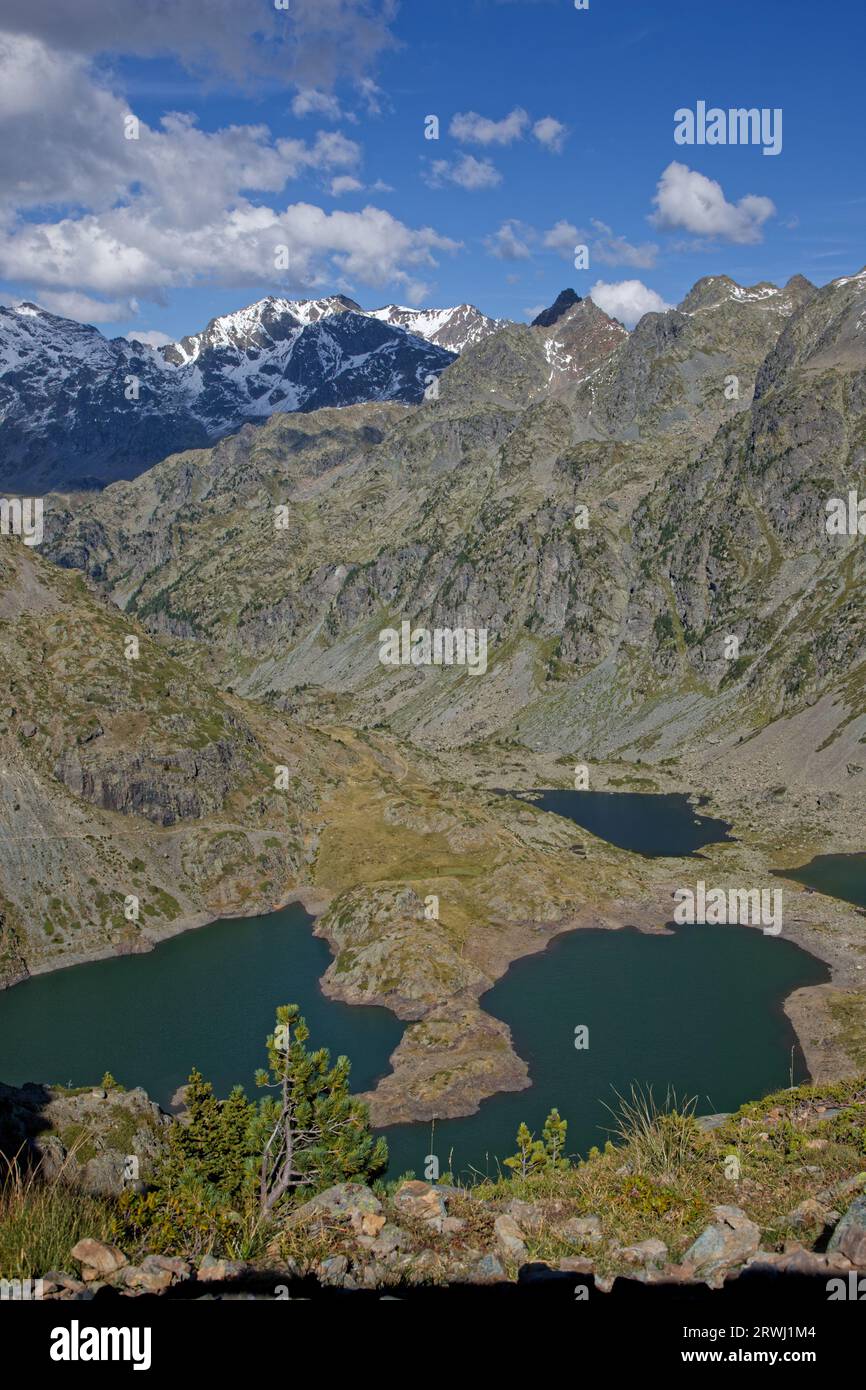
683,1205 -> 761,1284
828,1195 -> 866,1265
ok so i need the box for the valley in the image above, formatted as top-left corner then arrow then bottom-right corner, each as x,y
1,268 -> 865,1145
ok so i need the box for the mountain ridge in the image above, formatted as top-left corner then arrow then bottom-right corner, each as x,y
0,294 -> 495,491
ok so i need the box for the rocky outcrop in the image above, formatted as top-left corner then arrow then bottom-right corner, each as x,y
361,1000 -> 531,1127
53,733 -> 252,826
0,1080 -> 170,1194
317,885 -> 486,1019
828,1193 -> 866,1263
681,1205 -> 762,1287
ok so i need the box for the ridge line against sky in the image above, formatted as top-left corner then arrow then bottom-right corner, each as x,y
0,0 -> 862,340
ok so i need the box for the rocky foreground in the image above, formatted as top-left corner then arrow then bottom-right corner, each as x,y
35,1179 -> 866,1299
4,1076 -> 865,1298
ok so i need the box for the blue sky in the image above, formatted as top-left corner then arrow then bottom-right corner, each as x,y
0,0 -> 863,342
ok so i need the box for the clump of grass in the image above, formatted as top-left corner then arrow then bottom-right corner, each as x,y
603,1083 -> 699,1177
0,1151 -> 116,1280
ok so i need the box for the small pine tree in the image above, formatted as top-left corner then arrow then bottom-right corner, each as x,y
254,1004 -> 388,1215
542,1107 -> 569,1168
504,1121 -> 547,1179
505,1109 -> 570,1178
217,1086 -> 257,1203
159,1069 -> 254,1202
170,1068 -> 224,1184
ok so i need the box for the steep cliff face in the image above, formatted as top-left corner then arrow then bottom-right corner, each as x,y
39,271 -> 862,765
623,269 -> 866,721
0,539 -> 309,982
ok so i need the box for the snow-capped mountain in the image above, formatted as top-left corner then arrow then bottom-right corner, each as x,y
152,297 -> 456,446
0,295 -> 473,490
161,295 -> 364,365
368,303 -> 502,353
0,302 -> 205,493
161,295 -> 500,365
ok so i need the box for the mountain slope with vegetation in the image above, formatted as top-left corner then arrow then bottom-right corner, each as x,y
42,269 -> 863,767
5,267 -> 866,1123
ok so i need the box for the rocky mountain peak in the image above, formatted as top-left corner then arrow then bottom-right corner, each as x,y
531,289 -> 582,329
785,273 -> 816,295
678,274 -> 814,317
756,263 -> 866,392
538,295 -> 628,383
161,294 -> 364,366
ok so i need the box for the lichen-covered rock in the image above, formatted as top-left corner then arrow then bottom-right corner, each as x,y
615,1238 -> 668,1268
0,1080 -> 170,1195
828,1195 -> 866,1265
473,1253 -> 505,1282
493,1214 -> 526,1261
392,1180 -> 448,1228
70,1239 -> 128,1280
560,1215 -> 603,1247
284,1182 -> 382,1230
683,1205 -> 761,1283
198,1255 -> 248,1282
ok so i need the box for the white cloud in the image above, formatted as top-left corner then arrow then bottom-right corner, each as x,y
330,175 -> 364,196
1,202 -> 460,301
0,34 -> 457,304
524,304 -> 546,320
650,161 -> 775,245
485,220 -> 534,260
588,279 -> 671,327
427,154 -> 502,191
357,76 -> 387,117
0,37 -> 363,224
292,90 -> 344,120
589,220 -> 658,269
304,129 -> 363,172
542,218 -> 657,269
126,329 -> 172,348
543,220 -> 579,256
34,289 -> 135,322
532,116 -> 567,153
449,108 -> 529,146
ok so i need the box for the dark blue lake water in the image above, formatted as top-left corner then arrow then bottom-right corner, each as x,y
0,910 -> 827,1180
499,789 -> 734,857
